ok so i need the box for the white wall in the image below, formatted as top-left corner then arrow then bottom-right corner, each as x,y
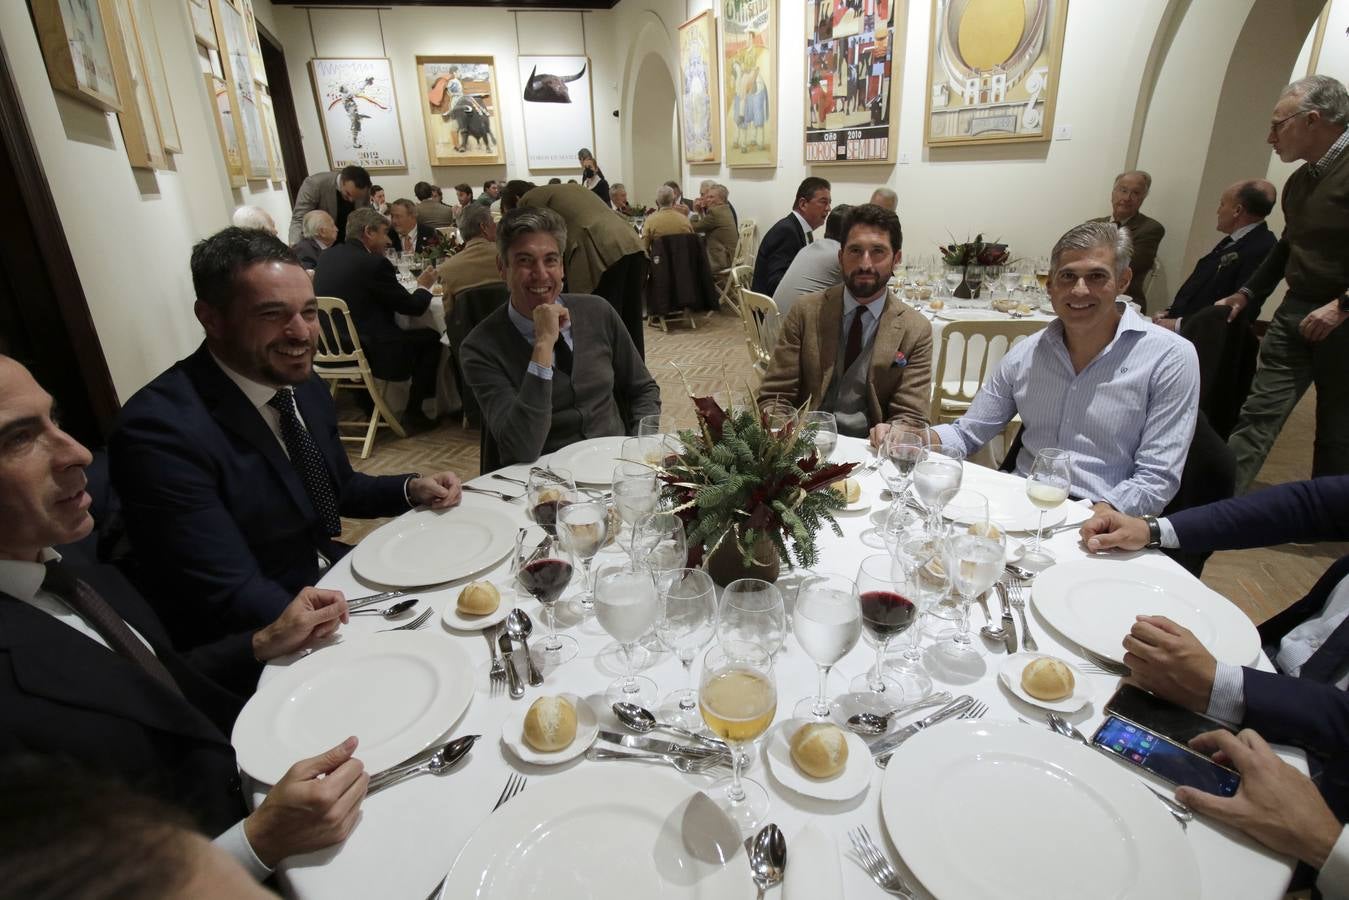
0,0 -> 292,402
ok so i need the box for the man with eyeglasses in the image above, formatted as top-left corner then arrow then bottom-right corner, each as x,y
1215,75 -> 1349,493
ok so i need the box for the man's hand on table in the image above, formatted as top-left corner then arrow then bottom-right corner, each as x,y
1080,508 -> 1150,552
252,588 -> 349,662
1122,615 -> 1217,712
1177,729 -> 1341,870
415,266 -> 438,290
408,472 -> 463,509
244,736 -> 368,868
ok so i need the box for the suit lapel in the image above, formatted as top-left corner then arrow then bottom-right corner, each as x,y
867,292 -> 902,394
815,286 -> 844,403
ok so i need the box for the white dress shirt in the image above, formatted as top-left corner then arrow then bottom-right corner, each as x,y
211,353 -> 306,457
791,210 -> 814,242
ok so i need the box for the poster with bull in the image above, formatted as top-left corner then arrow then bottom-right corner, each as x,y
804,0 -> 900,164
516,55 -> 595,171
308,57 -> 406,171
417,55 -> 506,167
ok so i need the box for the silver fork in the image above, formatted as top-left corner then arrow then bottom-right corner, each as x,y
493,772 -> 528,811
847,825 -> 914,898
960,700 -> 989,720
379,608 -> 433,632
1080,648 -> 1131,676
462,484 -> 521,502
1008,581 -> 1038,652
484,626 -> 507,695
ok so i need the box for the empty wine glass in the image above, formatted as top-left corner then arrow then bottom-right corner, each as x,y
556,498 -> 609,612
612,462 -> 658,568
943,264 -> 963,298
655,568 -> 717,730
594,565 -> 660,706
637,413 -> 681,464
847,554 -> 924,713
932,490 -> 992,624
800,410 -> 838,461
762,399 -> 797,436
718,578 -> 787,658
1002,266 -> 1021,296
514,524 -> 577,665
1025,448 -> 1072,567
892,535 -> 946,683
881,422 -> 928,523
633,511 -> 687,579
940,496 -> 1004,657
527,467 -> 575,535
791,572 -> 861,720
699,640 -> 776,835
912,445 -> 963,536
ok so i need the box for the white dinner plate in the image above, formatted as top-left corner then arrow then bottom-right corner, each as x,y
765,719 -> 870,801
549,435 -> 631,485
499,693 -> 599,765
350,503 -> 516,587
880,720 -> 1199,900
443,767 -> 752,898
440,589 -> 516,631
1032,558 -> 1261,666
998,653 -> 1092,713
232,632 -> 474,783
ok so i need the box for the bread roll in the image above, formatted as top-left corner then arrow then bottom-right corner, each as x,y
829,478 -> 862,503
789,722 -> 849,779
522,696 -> 577,752
967,522 -> 1003,541
456,580 -> 500,616
1021,657 -> 1075,701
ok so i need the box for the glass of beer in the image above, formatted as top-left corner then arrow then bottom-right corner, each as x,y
699,640 -> 777,834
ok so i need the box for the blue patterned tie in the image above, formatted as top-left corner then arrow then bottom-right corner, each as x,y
268,389 -> 341,536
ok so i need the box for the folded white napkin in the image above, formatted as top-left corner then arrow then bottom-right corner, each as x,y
784,823 -> 843,900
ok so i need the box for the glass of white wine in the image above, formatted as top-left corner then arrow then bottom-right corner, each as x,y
1025,448 -> 1072,567
699,640 -> 777,835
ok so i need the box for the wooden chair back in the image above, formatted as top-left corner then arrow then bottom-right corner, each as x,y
737,287 -> 780,375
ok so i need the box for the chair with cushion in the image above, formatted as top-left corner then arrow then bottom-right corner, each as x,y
738,287 -> 781,376
445,282 -> 510,428
313,296 -> 407,459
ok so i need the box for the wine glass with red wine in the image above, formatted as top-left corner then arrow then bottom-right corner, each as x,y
514,524 -> 578,665
527,468 -> 575,535
845,554 -> 927,716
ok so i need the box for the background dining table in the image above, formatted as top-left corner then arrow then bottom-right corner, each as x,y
253,436 -> 1304,900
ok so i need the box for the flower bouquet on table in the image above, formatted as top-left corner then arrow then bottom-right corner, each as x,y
412,231 -> 458,274
939,234 -> 1010,299
657,388 -> 857,585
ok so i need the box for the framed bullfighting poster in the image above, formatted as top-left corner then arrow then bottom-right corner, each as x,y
517,55 -> 594,170
309,57 -> 407,170
678,12 -> 721,164
805,0 -> 901,164
721,0 -> 777,168
924,0 -> 1069,147
417,55 -> 506,167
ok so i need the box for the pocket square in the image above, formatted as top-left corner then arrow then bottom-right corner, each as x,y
891,350 -> 909,368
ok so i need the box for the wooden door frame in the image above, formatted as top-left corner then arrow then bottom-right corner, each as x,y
256,21 -> 307,203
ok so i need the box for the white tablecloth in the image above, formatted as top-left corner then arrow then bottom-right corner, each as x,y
258,437 -> 1300,899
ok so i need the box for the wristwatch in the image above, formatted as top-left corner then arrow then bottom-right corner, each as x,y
1143,515 -> 1162,549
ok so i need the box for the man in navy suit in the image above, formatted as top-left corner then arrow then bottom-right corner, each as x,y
111,228 -> 462,651
0,354 -> 367,878
1154,179 -> 1278,329
1079,475 -> 1349,818
750,177 -> 831,296
386,197 -> 440,256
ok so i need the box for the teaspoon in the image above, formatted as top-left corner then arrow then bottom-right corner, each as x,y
350,598 -> 418,618
612,702 -> 729,752
846,691 -> 953,735
505,608 -> 545,686
747,823 -> 786,899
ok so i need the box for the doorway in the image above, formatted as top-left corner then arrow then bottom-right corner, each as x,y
257,22 -> 308,203
629,53 -> 680,207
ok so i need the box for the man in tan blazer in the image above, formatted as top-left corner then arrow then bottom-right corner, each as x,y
692,184 -> 738,272
760,204 -> 932,444
503,180 -> 649,356
642,185 -> 694,250
436,202 -> 503,312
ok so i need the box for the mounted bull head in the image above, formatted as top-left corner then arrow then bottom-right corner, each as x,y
522,63 -> 587,103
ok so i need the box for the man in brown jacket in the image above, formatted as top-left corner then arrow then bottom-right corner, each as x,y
759,204 -> 932,444
1090,170 -> 1165,310
692,183 -> 738,272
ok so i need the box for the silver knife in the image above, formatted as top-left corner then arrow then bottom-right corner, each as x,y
597,730 -> 725,757
996,581 -> 1018,655
871,695 -> 975,767
497,632 -> 525,699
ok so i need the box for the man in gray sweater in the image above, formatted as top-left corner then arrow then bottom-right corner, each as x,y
460,207 -> 660,467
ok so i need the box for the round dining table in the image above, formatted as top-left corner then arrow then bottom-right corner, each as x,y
254,436 -> 1302,900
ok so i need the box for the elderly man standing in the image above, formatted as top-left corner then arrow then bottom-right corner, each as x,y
111,227 -> 461,651
437,202 -> 502,306
290,210 -> 337,272
773,204 -> 850,317
1218,75 -> 1349,492
641,185 -> 693,250
413,181 -> 456,230
760,204 -> 931,441
691,183 -> 738,272
286,165 -> 371,244
386,198 -> 437,255
460,207 -> 660,467
1089,170 -> 1165,309
752,177 -> 831,296
920,221 -> 1199,517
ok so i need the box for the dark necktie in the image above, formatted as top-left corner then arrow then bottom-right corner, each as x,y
267,389 -> 341,536
553,335 -> 574,377
843,306 -> 865,371
1211,236 -> 1233,256
41,562 -> 182,697
805,230 -> 814,244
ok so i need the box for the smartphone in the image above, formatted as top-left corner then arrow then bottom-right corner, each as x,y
1105,683 -> 1236,746
1091,714 -> 1241,797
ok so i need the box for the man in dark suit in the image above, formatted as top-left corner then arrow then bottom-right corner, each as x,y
0,354 -> 368,877
1079,475 -> 1349,818
386,198 -> 439,255
111,228 -> 461,650
286,165 -> 371,245
290,209 -> 338,273
1155,180 -> 1278,329
751,176 -> 831,296
314,208 -> 443,432
1089,170 -> 1165,310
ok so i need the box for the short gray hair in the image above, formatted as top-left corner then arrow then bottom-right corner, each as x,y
869,187 -> 898,210
497,206 -> 567,261
459,201 -> 492,239
230,205 -> 275,233
655,185 -> 676,208
1050,221 -> 1133,278
345,207 -> 388,242
709,183 -> 729,202
1284,74 -> 1349,126
301,209 -> 333,239
699,179 -> 716,193
611,182 -> 627,194
388,198 -> 416,216
1113,170 -> 1152,194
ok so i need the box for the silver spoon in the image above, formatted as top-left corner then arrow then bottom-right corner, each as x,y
845,690 -> 953,735
367,733 -> 479,795
350,598 -> 418,618
975,591 -> 1007,643
612,702 -> 730,752
505,608 -> 545,686
746,823 -> 786,900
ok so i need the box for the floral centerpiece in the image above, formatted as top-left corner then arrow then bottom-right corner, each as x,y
658,391 -> 857,584
412,231 -> 458,273
939,234 -> 1010,299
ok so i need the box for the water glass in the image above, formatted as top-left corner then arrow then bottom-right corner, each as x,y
893,535 -> 947,674
791,572 -> 861,720
699,640 -> 776,835
912,446 -> 963,536
655,568 -> 717,730
612,462 -> 658,567
1025,448 -> 1072,566
594,565 -> 660,706
717,578 -> 787,657
800,410 -> 838,461
633,511 -> 687,579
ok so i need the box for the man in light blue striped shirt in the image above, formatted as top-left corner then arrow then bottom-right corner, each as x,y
930,221 -> 1200,516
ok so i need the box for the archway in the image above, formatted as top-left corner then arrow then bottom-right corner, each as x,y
629,53 -> 680,208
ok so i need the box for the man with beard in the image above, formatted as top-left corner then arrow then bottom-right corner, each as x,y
111,228 -> 462,650
759,203 -> 932,442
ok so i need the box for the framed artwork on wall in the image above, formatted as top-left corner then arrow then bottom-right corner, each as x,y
131,0 -> 181,153
309,57 -> 407,170
417,55 -> 506,167
107,0 -> 166,169
516,55 -> 594,170
804,0 -> 901,164
206,73 -> 245,186
720,0 -> 777,168
240,0 -> 267,87
678,12 -> 721,164
188,0 -> 216,47
31,0 -> 122,112
213,0 -> 270,180
924,0 -> 1069,147
259,86 -> 284,182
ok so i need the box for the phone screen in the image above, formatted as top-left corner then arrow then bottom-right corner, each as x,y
1092,715 -> 1241,797
1105,684 -> 1235,746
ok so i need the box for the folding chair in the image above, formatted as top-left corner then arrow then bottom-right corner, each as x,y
737,287 -> 781,376
314,296 -> 406,459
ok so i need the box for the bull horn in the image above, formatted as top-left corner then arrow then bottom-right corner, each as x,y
527,65 -> 538,82
562,64 -> 587,83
